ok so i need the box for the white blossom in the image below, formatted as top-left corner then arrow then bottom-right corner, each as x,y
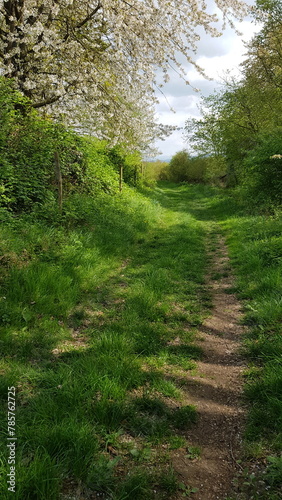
0,0 -> 249,147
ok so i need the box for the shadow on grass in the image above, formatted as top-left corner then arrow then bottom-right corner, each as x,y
142,182 -> 245,222
0,182 -> 249,499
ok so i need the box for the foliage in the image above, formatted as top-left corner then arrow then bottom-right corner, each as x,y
185,107 -> 225,159
164,150 -> 208,184
0,0 -> 249,145
242,129 -> 282,207
183,2 -> 282,201
0,77 -> 87,211
79,138 -> 120,196
167,150 -> 192,183
107,145 -> 142,187
0,76 -> 147,212
141,160 -> 170,186
0,183 -> 208,499
188,157 -> 210,184
123,151 -> 143,187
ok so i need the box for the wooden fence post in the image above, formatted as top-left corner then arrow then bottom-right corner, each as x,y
54,151 -> 63,212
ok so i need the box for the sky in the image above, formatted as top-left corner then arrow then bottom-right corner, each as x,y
153,3 -> 261,160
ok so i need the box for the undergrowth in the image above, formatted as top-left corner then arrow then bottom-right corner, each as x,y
222,211 -> 282,499
0,183 -> 208,499
1,182 -> 281,499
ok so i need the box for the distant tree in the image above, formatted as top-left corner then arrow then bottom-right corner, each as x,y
167,151 -> 210,184
183,0 -> 282,194
168,150 -> 191,183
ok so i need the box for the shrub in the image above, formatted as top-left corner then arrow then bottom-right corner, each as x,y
0,77 -> 88,211
107,145 -> 142,187
242,129 -> 282,208
167,150 -> 191,183
0,76 -> 142,213
164,151 -> 208,184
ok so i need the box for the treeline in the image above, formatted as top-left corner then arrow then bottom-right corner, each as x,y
142,154 -> 213,186
143,1 -> 282,207
183,0 -> 282,209
0,77 -> 143,217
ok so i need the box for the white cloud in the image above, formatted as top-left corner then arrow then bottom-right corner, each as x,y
153,17 -> 261,159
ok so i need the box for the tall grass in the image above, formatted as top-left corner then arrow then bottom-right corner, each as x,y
223,215 -> 282,451
2,182 -> 281,498
0,183 -> 208,499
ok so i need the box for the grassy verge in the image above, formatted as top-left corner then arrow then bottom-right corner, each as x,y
223,214 -> 282,500
187,183 -> 282,499
150,183 -> 282,499
0,184 -> 209,499
2,181 -> 281,498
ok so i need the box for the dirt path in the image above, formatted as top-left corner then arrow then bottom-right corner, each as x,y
172,230 -> 246,500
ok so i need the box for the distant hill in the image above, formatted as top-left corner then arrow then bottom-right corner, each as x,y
145,156 -> 171,163
159,156 -> 172,163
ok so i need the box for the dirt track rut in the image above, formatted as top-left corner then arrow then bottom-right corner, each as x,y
172,231 -> 246,500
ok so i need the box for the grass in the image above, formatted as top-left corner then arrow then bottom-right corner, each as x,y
223,215 -> 282,449
219,209 -> 282,499
1,181 -> 282,498
151,183 -> 282,498
0,184 -> 209,499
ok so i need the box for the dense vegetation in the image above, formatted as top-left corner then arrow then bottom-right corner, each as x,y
1,167 -> 282,498
1,2 -> 282,497
158,152 -> 210,185
182,0 -> 282,209
0,78 -> 208,498
0,77 -> 142,216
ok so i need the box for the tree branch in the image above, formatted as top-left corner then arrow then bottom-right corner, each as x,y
31,95 -> 61,108
75,2 -> 102,30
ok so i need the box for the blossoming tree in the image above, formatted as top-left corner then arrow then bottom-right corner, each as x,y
0,0 -> 249,145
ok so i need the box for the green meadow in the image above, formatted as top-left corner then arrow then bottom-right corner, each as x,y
0,184 -> 207,499
0,183 -> 281,499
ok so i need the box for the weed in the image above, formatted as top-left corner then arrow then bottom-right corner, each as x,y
178,482 -> 199,496
157,467 -> 179,494
185,445 -> 201,460
168,436 -> 187,449
265,456 -> 282,486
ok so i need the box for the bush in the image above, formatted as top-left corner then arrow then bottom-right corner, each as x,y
140,160 -> 170,185
0,77 -> 88,211
242,129 -> 282,207
167,150 -> 191,183
107,145 -> 142,187
0,76 -> 144,214
164,151 -> 208,184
